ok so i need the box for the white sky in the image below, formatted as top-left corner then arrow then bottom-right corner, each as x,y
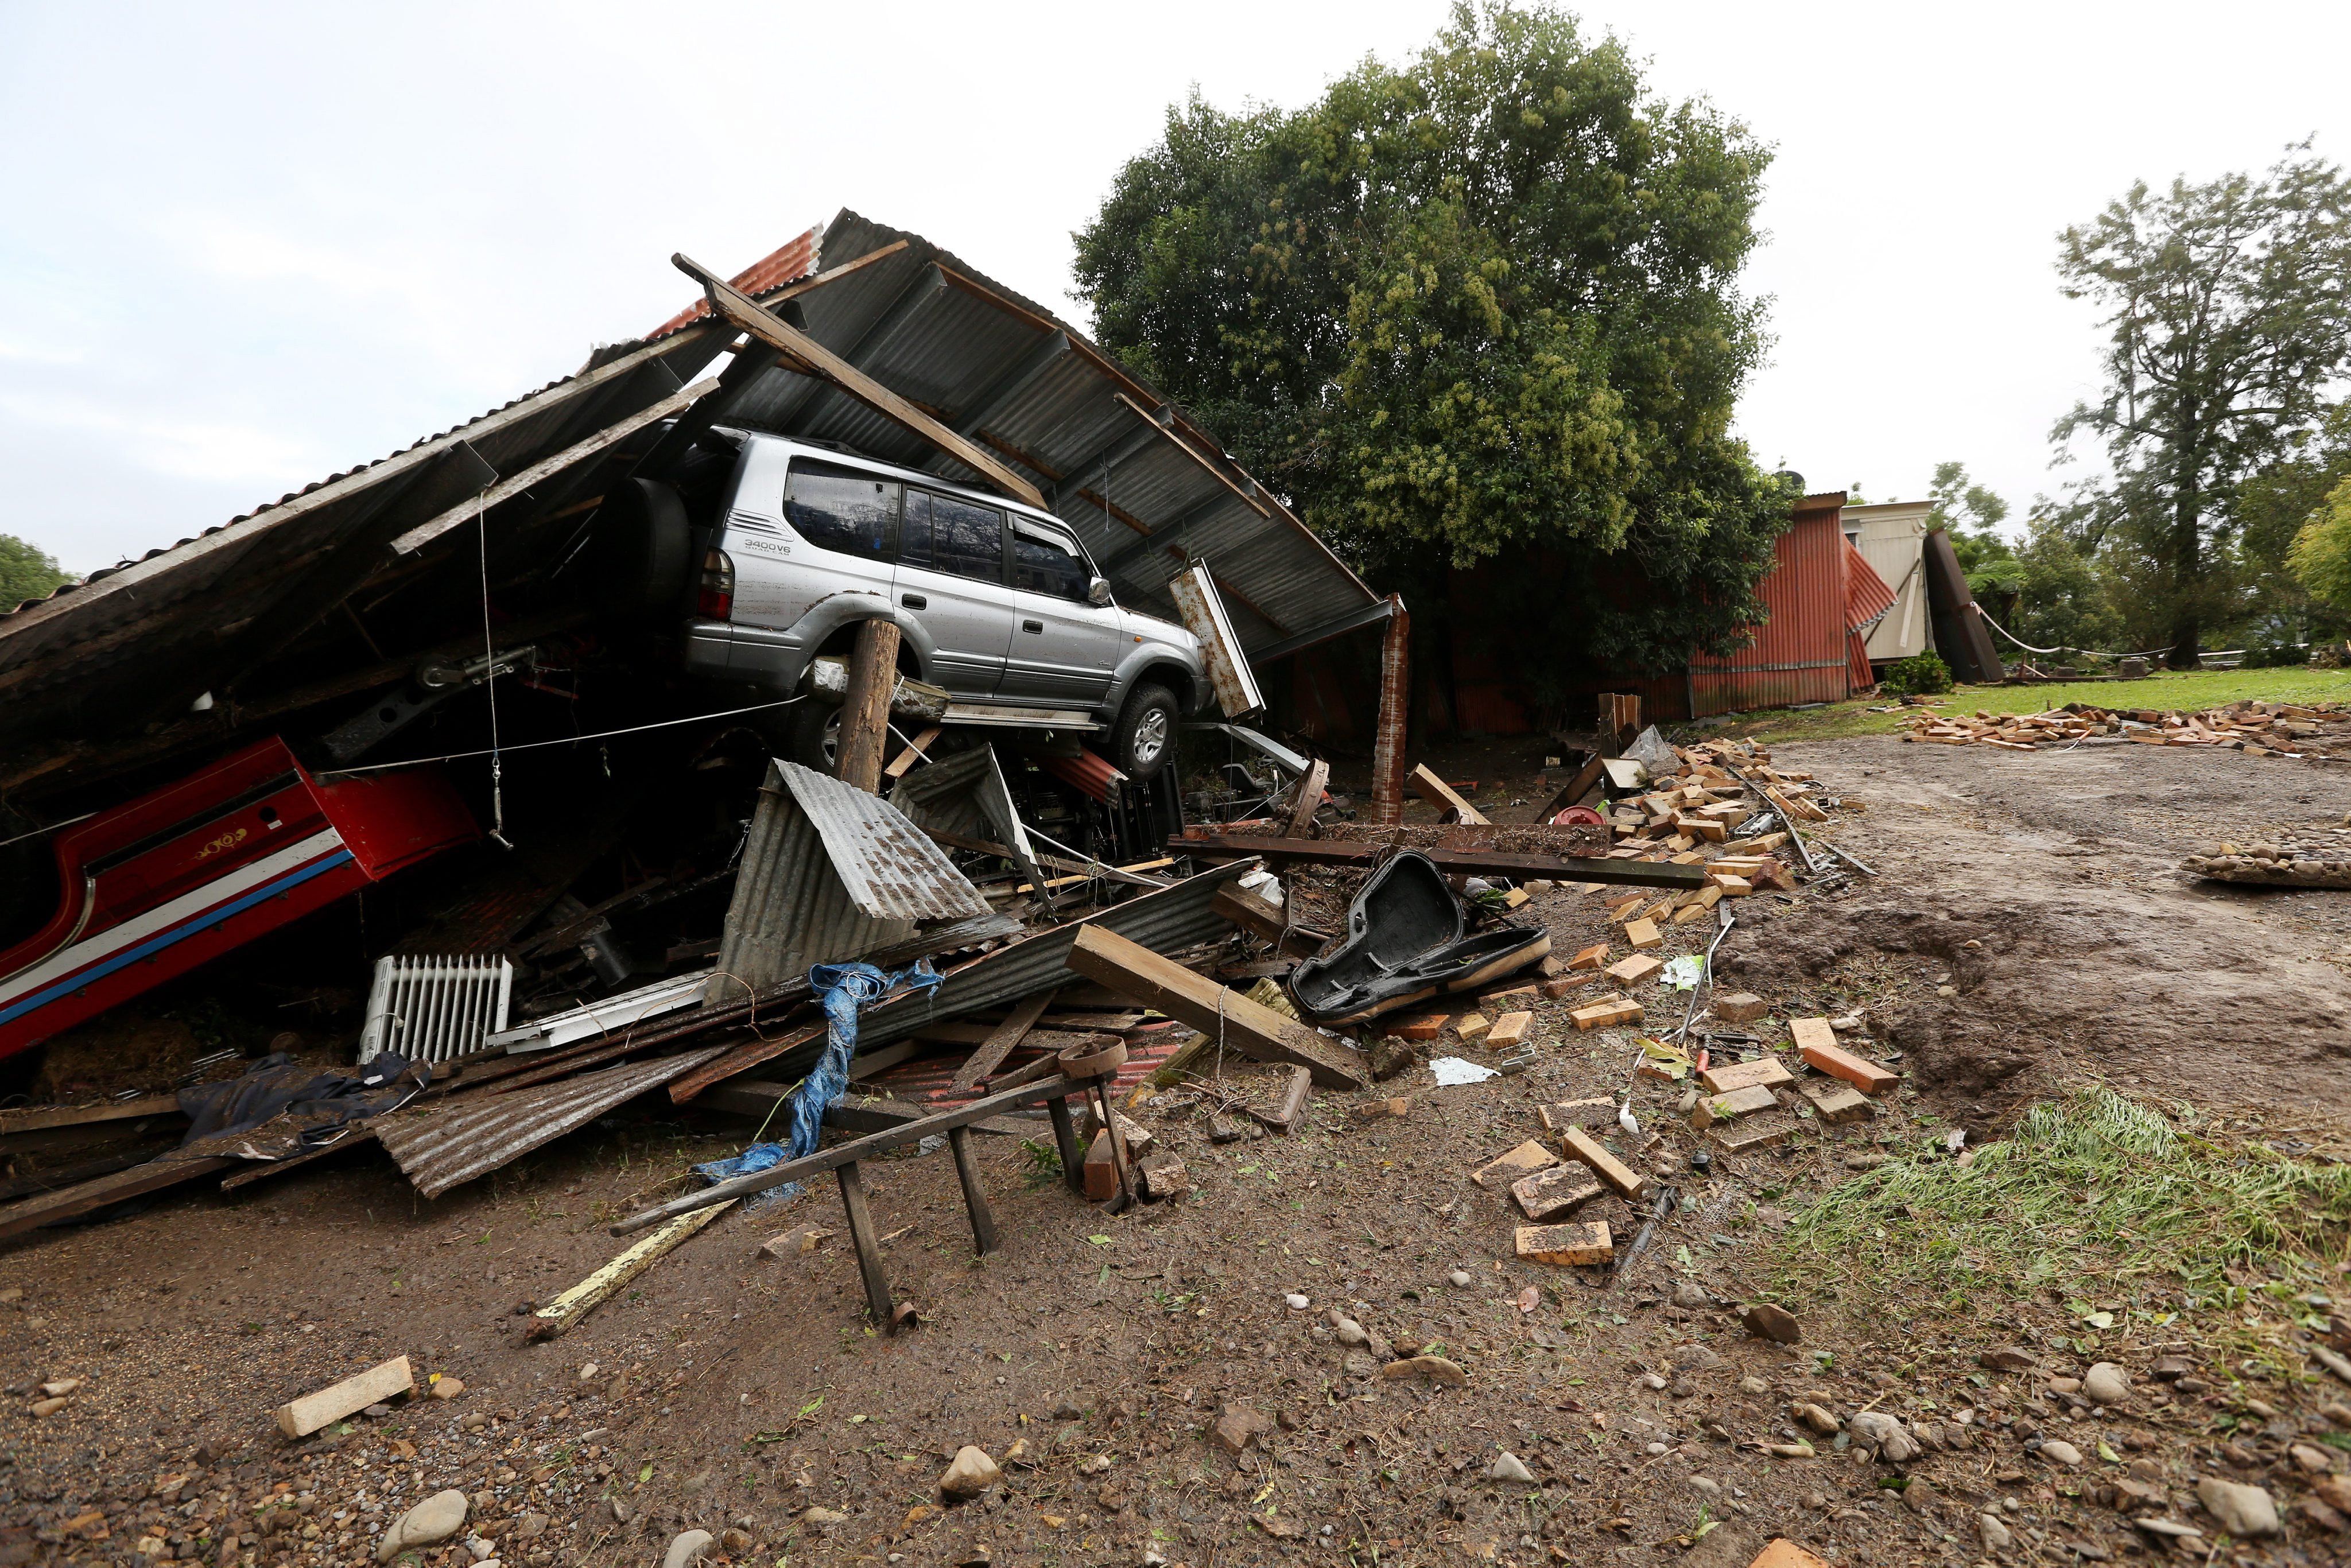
5,1 -> 2350,575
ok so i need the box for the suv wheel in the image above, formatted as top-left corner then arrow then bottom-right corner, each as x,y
1111,682 -> 1178,781
786,700 -> 844,775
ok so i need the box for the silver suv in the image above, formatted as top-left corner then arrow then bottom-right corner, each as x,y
674,434 -> 1206,778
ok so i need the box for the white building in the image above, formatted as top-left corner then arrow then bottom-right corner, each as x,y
1842,499 -> 1933,665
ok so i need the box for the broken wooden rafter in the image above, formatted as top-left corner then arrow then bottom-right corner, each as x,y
673,253 -> 1045,509
528,1200 -> 736,1340
1065,925 -> 1365,1089
1170,833 -> 1709,889
389,377 -> 722,555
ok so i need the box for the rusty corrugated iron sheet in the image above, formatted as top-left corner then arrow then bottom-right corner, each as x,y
1687,499 -> 1852,717
376,1045 -> 730,1198
646,227 -> 821,339
1844,540 -> 1898,690
1034,748 -> 1124,804
1166,564 -> 1264,717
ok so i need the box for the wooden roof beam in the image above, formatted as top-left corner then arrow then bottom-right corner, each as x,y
673,253 -> 1045,511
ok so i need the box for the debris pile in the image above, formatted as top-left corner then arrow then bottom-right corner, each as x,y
2183,840 -> 2351,888
1902,697 -> 2351,755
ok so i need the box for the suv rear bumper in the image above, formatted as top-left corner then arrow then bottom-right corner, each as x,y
684,619 -> 804,690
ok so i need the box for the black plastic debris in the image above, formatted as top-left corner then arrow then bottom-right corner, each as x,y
1287,852 -> 1550,1024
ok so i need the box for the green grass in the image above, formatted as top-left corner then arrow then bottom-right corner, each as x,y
1701,666 -> 2351,746
1774,1089 -> 2351,1320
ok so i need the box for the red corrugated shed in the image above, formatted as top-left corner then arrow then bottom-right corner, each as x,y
1843,539 -> 1896,690
1685,494 -> 1850,716
645,226 -> 822,339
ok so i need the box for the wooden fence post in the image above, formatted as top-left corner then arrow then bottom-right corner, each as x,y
836,618 -> 902,791
1369,596 -> 1410,826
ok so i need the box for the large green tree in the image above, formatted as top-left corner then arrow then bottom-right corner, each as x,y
1073,2 -> 1793,694
2052,144 -> 2351,666
2241,402 -> 2351,643
1926,461 -> 2023,605
0,534 -> 69,614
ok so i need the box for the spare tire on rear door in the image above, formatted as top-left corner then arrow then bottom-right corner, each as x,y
583,477 -> 692,620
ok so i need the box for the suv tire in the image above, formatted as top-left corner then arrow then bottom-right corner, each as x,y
1111,682 -> 1179,781
786,700 -> 843,775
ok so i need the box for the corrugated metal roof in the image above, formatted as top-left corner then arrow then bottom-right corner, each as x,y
375,1044 -> 730,1198
777,760 -> 991,922
645,226 -> 822,339
0,325 -> 721,795
0,208 -> 1379,804
887,745 -> 1048,897
1844,538 -> 1897,632
693,211 -> 1379,654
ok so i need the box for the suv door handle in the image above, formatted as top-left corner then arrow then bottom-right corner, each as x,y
1021,619 -> 1044,634
901,593 -> 927,610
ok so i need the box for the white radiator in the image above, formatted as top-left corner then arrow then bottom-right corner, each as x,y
358,954 -> 514,1065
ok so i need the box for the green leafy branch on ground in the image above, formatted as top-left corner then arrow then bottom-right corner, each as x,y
1775,1088 -> 2351,1319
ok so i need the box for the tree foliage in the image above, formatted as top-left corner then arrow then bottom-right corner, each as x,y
2290,474 -> 2351,620
0,535 -> 69,614
1073,2 -> 1793,684
1928,461 -> 2024,600
2240,402 -> 2351,641
2052,143 -> 2351,666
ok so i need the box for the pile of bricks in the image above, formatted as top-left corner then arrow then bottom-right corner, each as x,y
1901,698 -> 2351,755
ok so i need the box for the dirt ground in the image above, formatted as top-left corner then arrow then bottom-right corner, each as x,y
4,733 -> 2350,1568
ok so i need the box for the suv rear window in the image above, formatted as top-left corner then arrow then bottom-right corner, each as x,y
785,460 -> 896,560
1011,523 -> 1093,603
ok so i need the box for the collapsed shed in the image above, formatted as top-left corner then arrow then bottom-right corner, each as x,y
0,211 -> 1421,1224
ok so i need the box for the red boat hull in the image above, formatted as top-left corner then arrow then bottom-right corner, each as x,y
0,739 -> 476,1062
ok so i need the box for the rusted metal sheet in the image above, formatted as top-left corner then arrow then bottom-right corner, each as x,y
1166,564 -> 1264,717
1687,498 -> 1852,717
1844,541 -> 1898,690
1033,747 -> 1126,804
709,760 -> 988,1006
375,1045 -> 730,1198
646,227 -> 819,339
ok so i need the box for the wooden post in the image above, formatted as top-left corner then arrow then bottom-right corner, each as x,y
834,1160 -> 897,1328
1369,596 -> 1410,826
946,1126 -> 1000,1255
836,618 -> 901,791
1046,1094 -> 1085,1194
1087,1080 -> 1135,1210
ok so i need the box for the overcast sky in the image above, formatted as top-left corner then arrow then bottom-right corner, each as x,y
6,2 -> 2350,576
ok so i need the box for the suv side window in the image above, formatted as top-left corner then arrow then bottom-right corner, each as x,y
900,490 -> 934,569
785,459 -> 897,560
924,492 -> 1004,583
1010,522 -> 1093,603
